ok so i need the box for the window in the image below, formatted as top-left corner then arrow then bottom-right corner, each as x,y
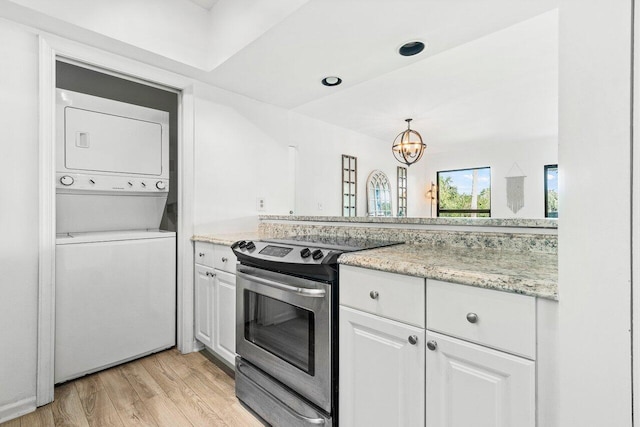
366,170 -> 392,216
397,166 -> 407,217
545,164 -> 558,218
437,167 -> 491,217
342,155 -> 357,217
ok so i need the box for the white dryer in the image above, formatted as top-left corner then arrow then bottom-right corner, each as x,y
54,89 -> 176,383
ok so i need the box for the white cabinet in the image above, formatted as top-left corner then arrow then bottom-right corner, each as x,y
425,331 -> 535,427
212,269 -> 236,365
195,263 -> 214,349
339,265 -> 541,427
194,242 -> 237,367
339,306 -> 425,427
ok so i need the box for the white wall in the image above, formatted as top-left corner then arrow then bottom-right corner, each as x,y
193,83 -> 292,234
192,82 -> 431,232
5,0 -> 212,69
426,137 -> 557,218
291,112 -> 430,217
557,0 -> 632,425
0,19 -> 39,419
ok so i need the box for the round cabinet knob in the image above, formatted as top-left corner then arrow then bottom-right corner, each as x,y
408,335 -> 419,345
60,175 -> 74,186
311,249 -> 324,260
466,313 -> 479,324
246,241 -> 256,250
300,248 -> 311,258
427,340 -> 438,351
156,181 -> 166,190
221,257 -> 228,262
369,291 -> 379,299
198,252 -> 205,257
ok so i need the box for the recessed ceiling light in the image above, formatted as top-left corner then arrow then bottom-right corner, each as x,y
321,76 -> 342,87
399,41 -> 426,57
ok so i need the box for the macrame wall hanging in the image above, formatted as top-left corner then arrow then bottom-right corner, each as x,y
505,163 -> 526,214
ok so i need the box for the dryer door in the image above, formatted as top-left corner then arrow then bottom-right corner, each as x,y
64,106 -> 164,176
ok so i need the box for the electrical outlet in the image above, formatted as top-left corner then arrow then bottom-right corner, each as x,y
257,197 -> 266,211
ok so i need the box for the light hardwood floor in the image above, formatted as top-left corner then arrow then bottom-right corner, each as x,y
1,349 -> 265,427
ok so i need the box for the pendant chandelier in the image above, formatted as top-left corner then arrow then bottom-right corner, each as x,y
392,118 -> 426,167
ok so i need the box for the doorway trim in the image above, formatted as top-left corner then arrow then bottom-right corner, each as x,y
36,33 -> 197,406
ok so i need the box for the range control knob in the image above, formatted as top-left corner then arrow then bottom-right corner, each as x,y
231,241 -> 241,249
238,240 -> 247,249
60,175 -> 74,186
156,181 -> 166,190
300,248 -> 311,258
246,241 -> 256,251
311,249 -> 324,260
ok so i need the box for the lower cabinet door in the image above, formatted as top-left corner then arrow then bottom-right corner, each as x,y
195,264 -> 214,348
213,269 -> 236,366
426,330 -> 535,427
340,306 -> 425,427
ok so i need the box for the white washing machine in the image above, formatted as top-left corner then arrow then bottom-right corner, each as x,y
54,89 -> 176,383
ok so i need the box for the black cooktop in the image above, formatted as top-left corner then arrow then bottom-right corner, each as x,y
232,235 -> 403,282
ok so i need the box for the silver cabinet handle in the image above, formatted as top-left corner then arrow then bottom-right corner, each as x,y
369,291 -> 379,299
408,335 -> 418,345
466,312 -> 479,324
237,271 -> 326,298
199,252 -> 205,257
205,272 -> 216,277
427,340 -> 437,351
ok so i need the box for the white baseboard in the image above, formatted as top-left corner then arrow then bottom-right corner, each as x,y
0,396 -> 36,424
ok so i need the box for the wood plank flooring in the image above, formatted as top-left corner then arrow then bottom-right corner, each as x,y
1,349 -> 265,427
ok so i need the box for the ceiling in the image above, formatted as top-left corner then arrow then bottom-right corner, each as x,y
188,0 -> 218,10
203,0 -> 559,150
2,0 -> 558,151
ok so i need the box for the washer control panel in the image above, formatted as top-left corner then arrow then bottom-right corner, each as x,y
56,173 -> 169,193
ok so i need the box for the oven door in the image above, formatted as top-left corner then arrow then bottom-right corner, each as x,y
236,265 -> 332,413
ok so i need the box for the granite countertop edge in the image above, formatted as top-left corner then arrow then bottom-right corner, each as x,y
259,215 -> 558,229
192,232 -> 259,246
338,246 -> 558,301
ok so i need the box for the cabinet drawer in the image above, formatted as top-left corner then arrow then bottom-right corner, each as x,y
340,265 -> 425,328
195,241 -> 215,268
213,245 -> 237,274
426,280 -> 536,359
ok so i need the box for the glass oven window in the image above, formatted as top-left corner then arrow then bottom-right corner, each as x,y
244,290 -> 315,375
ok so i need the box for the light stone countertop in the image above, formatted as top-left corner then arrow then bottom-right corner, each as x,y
259,215 -> 558,229
192,232 -> 558,300
338,243 -> 558,300
192,232 -> 259,246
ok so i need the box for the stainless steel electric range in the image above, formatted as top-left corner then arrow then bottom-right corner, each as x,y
232,236 -> 401,427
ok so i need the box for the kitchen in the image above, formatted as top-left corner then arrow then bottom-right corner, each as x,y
0,0 -> 634,426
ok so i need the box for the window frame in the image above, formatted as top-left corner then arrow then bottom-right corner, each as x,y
544,164 -> 558,218
436,166 -> 492,217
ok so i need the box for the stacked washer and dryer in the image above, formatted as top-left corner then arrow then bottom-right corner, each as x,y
54,89 -> 176,383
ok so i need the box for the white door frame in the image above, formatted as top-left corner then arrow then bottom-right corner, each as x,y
36,33 -> 197,406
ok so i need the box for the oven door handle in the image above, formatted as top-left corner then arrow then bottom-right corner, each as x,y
237,271 -> 326,298
237,361 -> 327,425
